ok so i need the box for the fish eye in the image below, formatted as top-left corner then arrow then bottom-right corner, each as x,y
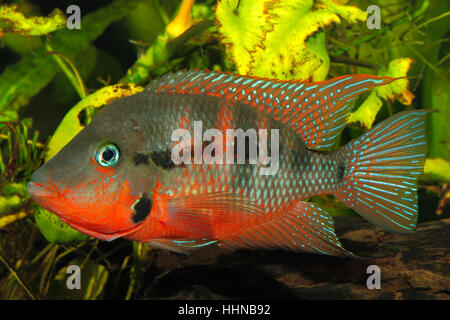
95,143 -> 120,167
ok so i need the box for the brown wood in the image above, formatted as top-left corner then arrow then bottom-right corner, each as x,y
142,217 -> 450,299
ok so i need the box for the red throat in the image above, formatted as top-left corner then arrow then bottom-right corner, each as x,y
29,174 -> 146,241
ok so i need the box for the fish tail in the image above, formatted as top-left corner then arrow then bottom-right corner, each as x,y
334,110 -> 431,233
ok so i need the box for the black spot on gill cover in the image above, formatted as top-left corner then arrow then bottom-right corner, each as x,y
132,194 -> 152,224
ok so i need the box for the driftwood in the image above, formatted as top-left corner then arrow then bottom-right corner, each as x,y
142,217 -> 450,300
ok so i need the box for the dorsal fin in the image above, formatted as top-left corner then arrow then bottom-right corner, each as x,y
146,70 -> 398,150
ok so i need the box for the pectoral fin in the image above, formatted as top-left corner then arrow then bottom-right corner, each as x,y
166,192 -> 265,237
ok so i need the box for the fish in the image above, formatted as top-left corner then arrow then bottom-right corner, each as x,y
27,70 -> 430,256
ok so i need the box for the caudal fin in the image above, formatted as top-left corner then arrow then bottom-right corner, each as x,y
335,110 -> 430,234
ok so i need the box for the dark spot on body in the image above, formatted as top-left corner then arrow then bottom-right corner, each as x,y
337,161 -> 346,182
150,150 -> 175,169
131,194 -> 152,224
134,153 -> 149,165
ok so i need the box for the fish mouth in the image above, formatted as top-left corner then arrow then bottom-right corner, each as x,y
27,181 -> 59,200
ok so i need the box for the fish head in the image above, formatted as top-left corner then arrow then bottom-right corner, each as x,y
27,94 -> 161,241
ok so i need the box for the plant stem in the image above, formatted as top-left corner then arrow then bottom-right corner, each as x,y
330,55 -> 378,69
0,211 -> 30,228
0,252 -> 36,300
0,133 -> 45,148
414,11 -> 450,30
45,41 -> 88,99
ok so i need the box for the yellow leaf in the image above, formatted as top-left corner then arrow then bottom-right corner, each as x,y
347,92 -> 383,129
0,211 -> 28,228
215,0 -> 270,75
249,2 -> 340,80
318,0 -> 368,24
215,0 -> 367,80
348,58 -> 415,128
166,0 -> 195,38
424,158 -> 450,182
376,58 -> 415,105
0,5 -> 66,37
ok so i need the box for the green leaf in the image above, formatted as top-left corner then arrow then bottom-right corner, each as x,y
0,0 -> 141,115
34,205 -> 88,244
348,58 -> 414,128
0,5 -> 66,37
424,158 -> 450,182
1,33 -> 42,55
305,32 -> 330,81
423,40 -> 450,163
123,19 -> 215,83
215,0 -> 366,79
426,78 -> 450,162
0,195 -> 22,214
0,110 -> 18,123
122,0 -> 167,43
2,182 -> 28,197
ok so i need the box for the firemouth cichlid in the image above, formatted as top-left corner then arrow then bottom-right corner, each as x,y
27,70 -> 429,256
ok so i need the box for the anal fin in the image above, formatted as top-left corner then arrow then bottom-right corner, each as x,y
219,201 -> 353,257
